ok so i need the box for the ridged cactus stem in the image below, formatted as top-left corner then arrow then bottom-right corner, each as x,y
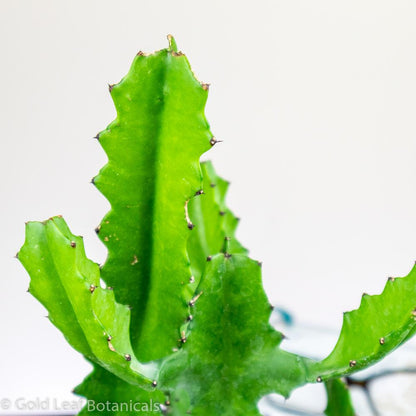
18,36 -> 416,416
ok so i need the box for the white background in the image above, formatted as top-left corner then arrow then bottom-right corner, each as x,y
2,0 -> 416,412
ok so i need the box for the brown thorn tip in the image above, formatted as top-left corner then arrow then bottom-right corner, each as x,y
316,376 -> 322,383
257,261 -> 263,267
201,83 -> 210,91
124,354 -> 131,361
89,284 -> 96,293
107,335 -> 112,341
14,252 -> 19,259
165,401 -> 171,406
206,255 -> 212,261
349,360 -> 357,367
210,137 -> 223,146
189,291 -> 203,307
187,315 -> 193,321
379,337 -> 385,345
388,277 -> 395,282
108,84 -> 114,92
137,51 -> 144,56
224,252 -> 232,259
95,225 -> 101,234
93,133 -> 100,140
195,189 -> 204,195
90,177 -> 95,185
219,211 -> 226,216
187,223 -> 194,230
70,241 -> 76,248
152,381 -> 157,387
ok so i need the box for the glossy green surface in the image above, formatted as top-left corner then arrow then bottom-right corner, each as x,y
93,36 -> 211,362
19,216 -> 156,389
324,379 -> 355,416
187,161 -> 247,285
159,254 -> 312,415
308,264 -> 416,382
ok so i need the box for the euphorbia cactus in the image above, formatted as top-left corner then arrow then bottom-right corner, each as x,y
18,35 -> 416,415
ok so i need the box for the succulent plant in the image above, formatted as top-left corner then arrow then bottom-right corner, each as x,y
18,35 -> 416,415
